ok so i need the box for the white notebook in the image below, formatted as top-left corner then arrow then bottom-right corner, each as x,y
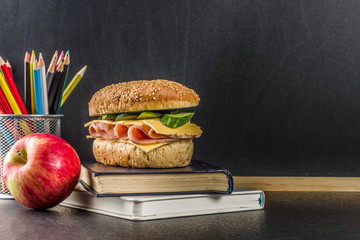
60,187 -> 264,221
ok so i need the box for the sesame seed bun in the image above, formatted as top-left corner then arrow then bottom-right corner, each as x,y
92,138 -> 194,168
88,79 -> 200,116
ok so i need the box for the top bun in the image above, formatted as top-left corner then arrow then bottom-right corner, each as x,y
89,79 -> 200,116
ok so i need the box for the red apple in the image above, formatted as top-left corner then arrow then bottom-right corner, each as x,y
3,133 -> 80,209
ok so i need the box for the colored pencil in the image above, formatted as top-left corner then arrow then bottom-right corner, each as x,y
0,69 -> 21,114
30,51 -> 36,114
0,57 -> 27,114
33,59 -> 43,114
61,65 -> 87,107
46,57 -> 56,92
0,121 -> 14,153
0,104 -> 5,114
24,52 -> 31,113
0,158 -> 5,193
6,60 -> 12,79
55,51 -> 70,113
0,89 -> 12,114
55,50 -> 64,70
0,128 -> 10,192
23,53 -> 35,132
48,61 -> 64,114
39,53 -> 49,115
19,119 -> 32,134
47,50 -> 58,74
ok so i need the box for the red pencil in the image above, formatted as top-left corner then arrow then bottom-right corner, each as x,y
6,60 -> 13,79
0,104 -> 6,114
0,88 -> 13,114
0,56 -> 27,114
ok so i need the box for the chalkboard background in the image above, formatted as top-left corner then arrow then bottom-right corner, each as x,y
1,0 -> 360,176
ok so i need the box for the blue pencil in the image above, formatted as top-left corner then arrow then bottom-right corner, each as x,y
33,59 -> 43,114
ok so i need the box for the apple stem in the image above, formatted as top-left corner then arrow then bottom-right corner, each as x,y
16,150 -> 27,164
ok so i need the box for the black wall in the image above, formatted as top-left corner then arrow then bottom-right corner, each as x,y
1,0 -> 360,176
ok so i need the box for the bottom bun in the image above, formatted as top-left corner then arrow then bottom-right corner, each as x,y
92,139 -> 194,168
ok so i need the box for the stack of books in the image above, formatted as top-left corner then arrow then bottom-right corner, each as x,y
61,160 -> 265,221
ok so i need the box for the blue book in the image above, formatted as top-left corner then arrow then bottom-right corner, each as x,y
80,160 -> 234,196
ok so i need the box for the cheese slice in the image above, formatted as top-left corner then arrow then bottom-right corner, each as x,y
84,119 -> 145,128
142,119 -> 202,136
84,118 -> 202,137
84,119 -> 115,127
120,139 -> 168,152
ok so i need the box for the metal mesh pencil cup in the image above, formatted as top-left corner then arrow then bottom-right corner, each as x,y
0,115 -> 62,197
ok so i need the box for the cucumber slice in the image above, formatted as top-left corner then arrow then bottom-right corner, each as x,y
101,114 -> 117,120
160,112 -> 194,128
115,113 -> 139,121
167,109 -> 179,114
137,111 -> 163,119
159,109 -> 179,114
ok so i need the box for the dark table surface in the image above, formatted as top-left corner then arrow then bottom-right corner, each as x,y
0,191 -> 359,240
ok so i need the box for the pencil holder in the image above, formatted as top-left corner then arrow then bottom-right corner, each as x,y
0,114 -> 62,197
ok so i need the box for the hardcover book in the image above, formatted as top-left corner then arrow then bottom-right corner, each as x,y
80,160 -> 233,196
61,187 -> 265,221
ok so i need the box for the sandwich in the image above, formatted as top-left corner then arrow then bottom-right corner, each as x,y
84,79 -> 202,168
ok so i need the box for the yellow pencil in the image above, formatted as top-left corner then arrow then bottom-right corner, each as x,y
20,120 -> 32,135
0,71 -> 21,114
30,50 -> 36,114
61,65 -> 87,106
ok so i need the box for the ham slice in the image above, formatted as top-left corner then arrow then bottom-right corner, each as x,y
89,122 -> 125,140
88,121 -> 194,144
114,123 -> 129,139
89,123 -> 113,139
128,125 -> 177,144
89,123 -> 101,138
